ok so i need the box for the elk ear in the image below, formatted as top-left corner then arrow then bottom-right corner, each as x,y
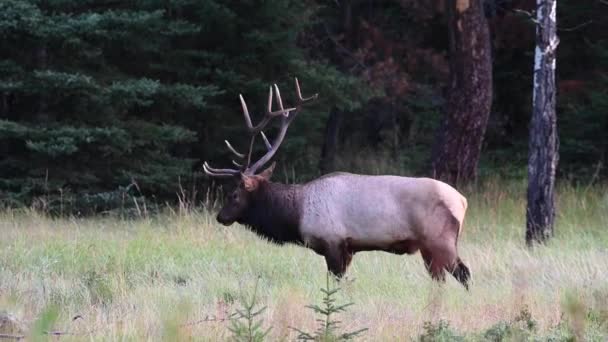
241,174 -> 259,192
258,162 -> 276,181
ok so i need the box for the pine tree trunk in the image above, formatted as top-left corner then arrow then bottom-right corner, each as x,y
526,0 -> 559,246
431,0 -> 493,184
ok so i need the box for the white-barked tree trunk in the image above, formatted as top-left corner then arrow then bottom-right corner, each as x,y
526,0 -> 559,246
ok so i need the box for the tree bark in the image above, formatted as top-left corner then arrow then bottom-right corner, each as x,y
431,0 -> 493,184
526,0 -> 559,246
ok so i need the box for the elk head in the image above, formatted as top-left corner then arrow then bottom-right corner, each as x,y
203,78 -> 317,225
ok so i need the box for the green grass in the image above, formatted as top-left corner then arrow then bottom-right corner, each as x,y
1,180 -> 608,340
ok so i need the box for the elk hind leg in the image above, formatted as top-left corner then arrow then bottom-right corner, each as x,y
444,215 -> 471,290
420,247 -> 447,283
422,217 -> 471,290
448,257 -> 470,291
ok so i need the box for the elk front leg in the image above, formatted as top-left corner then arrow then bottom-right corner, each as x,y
324,240 -> 351,279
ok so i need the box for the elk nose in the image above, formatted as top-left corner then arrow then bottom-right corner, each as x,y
216,213 -> 230,226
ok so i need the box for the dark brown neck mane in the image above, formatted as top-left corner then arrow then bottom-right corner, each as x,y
238,181 -> 303,245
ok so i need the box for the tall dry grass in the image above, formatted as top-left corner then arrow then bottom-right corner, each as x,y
0,179 -> 607,340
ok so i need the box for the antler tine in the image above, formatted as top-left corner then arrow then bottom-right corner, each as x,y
203,162 -> 240,176
273,84 -> 297,117
224,140 -> 245,159
203,162 -> 239,178
240,93 -> 270,134
295,77 -> 318,102
239,87 -> 295,137
272,84 -> 296,117
239,94 -> 258,132
245,135 -> 256,169
267,85 -> 272,112
273,84 -> 285,116
260,131 -> 272,150
203,162 -> 240,174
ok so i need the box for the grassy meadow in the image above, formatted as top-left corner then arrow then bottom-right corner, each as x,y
1,179 -> 608,341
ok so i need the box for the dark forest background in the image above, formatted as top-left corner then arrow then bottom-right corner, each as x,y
0,0 -> 606,213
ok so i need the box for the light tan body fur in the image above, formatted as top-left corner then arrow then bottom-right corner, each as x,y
299,172 -> 469,287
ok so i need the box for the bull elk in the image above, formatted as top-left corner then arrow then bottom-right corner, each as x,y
204,78 -> 471,289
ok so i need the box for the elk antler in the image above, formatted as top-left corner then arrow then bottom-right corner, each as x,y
244,78 -> 317,175
203,78 -> 317,178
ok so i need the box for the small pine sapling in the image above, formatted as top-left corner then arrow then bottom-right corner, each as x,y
228,278 -> 271,342
291,272 -> 367,341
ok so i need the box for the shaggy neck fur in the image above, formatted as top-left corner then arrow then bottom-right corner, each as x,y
238,181 -> 303,245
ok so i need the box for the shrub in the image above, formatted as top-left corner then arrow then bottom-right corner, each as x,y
418,320 -> 465,342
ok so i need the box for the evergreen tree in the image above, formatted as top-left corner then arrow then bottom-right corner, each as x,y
0,0 -> 219,211
0,0 -> 368,211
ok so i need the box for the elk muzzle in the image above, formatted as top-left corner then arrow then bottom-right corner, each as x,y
216,211 -> 235,226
